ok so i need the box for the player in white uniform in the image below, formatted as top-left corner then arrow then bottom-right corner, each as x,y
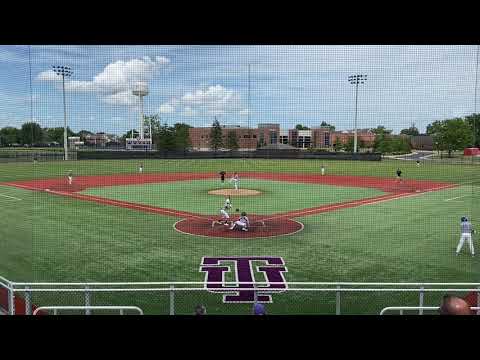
230,211 -> 250,232
321,165 -> 325,176
456,216 -> 475,257
67,170 -> 73,185
230,172 -> 240,190
139,163 -> 144,173
213,197 -> 232,227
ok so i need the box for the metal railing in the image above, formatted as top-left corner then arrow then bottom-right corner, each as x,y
1,278 -> 479,315
33,306 -> 143,315
380,306 -> 480,315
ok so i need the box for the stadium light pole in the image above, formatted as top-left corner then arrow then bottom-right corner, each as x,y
53,65 -> 73,160
474,45 -> 479,147
348,74 -> 367,153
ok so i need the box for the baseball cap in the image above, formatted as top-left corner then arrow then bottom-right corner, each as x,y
253,303 -> 266,315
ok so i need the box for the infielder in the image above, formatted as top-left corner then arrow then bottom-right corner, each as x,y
321,165 -> 325,176
139,163 -> 144,174
67,170 -> 73,185
456,216 -> 475,257
213,197 -> 232,227
230,211 -> 250,232
219,171 -> 226,184
230,172 -> 240,190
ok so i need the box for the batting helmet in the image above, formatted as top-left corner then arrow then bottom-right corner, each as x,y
461,216 -> 468,222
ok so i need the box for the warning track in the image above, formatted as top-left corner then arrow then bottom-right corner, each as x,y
3,173 -> 456,238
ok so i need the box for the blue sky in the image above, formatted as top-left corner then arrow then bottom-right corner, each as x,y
0,45 -> 478,134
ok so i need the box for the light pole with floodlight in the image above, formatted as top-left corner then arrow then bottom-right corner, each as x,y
52,65 -> 73,160
348,74 -> 367,153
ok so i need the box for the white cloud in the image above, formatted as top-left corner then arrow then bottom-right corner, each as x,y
183,106 -> 197,117
36,56 -> 169,106
36,69 -> 61,81
103,91 -> 138,106
158,85 -> 244,116
159,102 -> 176,114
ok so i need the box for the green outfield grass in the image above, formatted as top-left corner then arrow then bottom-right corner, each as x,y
0,158 -> 478,314
80,179 -> 385,215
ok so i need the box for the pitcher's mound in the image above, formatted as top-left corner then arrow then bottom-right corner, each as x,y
208,189 -> 261,196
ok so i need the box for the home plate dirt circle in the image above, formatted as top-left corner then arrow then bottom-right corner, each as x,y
174,215 -> 304,238
208,189 -> 262,196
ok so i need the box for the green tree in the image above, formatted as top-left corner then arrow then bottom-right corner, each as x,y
20,122 -> 43,145
370,125 -> 392,135
43,127 -> 75,145
225,130 -> 239,151
209,118 -> 223,151
295,124 -> 310,130
173,123 -> 191,151
426,118 -> 472,157
77,130 -> 93,142
344,137 -> 365,152
0,127 -> 20,146
121,129 -> 139,142
320,121 -> 335,131
465,113 -> 480,147
400,124 -> 420,136
155,123 -> 176,151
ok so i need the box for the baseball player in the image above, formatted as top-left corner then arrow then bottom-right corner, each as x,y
321,165 -> 325,176
230,211 -> 250,232
219,171 -> 226,184
213,197 -> 232,227
456,216 -> 475,257
395,168 -> 403,183
416,160 -> 421,167
139,163 -> 144,174
230,172 -> 240,190
67,170 -> 73,185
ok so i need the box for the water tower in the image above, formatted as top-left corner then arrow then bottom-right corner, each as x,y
132,82 -> 149,140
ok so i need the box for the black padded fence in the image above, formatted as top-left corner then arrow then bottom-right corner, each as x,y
76,150 -> 382,161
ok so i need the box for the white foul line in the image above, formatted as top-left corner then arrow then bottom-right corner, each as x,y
444,195 -> 469,202
0,193 -> 22,201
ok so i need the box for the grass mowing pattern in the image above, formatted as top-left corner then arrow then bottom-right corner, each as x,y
0,159 -> 478,314
80,179 -> 385,215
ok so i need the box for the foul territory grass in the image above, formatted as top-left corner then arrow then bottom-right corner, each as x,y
0,158 -> 479,314
80,179 -> 385,215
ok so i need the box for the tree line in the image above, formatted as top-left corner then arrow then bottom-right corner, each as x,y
2,113 -> 478,156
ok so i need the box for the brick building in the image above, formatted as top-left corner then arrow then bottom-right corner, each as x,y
330,130 -> 376,147
189,126 -> 258,151
188,124 -> 377,151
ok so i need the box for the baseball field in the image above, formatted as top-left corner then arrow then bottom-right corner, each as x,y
0,158 -> 478,314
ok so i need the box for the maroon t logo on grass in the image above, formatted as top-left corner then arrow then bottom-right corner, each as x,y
200,256 -> 288,303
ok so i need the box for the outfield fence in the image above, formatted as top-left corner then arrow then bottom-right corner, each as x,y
1,279 -> 479,315
0,151 -> 74,162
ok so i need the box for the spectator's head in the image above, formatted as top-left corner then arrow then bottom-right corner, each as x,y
194,304 -> 206,315
253,303 -> 266,315
439,295 -> 472,315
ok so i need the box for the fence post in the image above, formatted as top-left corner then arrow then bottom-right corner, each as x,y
85,286 -> 91,315
8,287 -> 15,315
335,285 -> 341,315
24,287 -> 32,315
169,285 -> 175,315
419,286 -> 425,315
